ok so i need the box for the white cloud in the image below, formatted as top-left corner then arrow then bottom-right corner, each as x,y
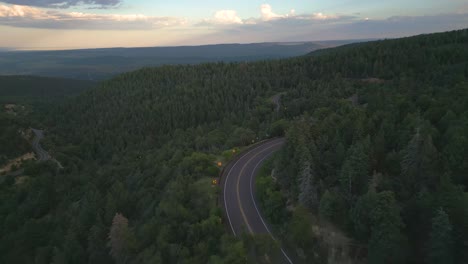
188,12 -> 468,46
0,4 -> 54,18
0,4 -> 186,29
311,12 -> 338,20
1,2 -> 465,46
213,10 -> 243,24
259,4 -> 338,22
260,4 -> 295,21
0,3 -> 348,30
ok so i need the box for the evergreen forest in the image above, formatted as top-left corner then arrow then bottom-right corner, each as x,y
0,29 -> 467,263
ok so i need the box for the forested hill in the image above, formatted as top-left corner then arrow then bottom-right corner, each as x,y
0,75 -> 95,103
0,41 -> 357,80
0,29 -> 467,263
273,29 -> 468,263
307,29 -> 466,80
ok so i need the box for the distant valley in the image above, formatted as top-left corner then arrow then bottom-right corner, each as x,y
0,40 -> 366,80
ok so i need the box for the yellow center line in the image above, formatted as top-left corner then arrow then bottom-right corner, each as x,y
236,142 -> 283,234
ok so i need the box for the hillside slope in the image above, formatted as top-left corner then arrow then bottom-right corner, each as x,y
0,75 -> 95,103
0,29 -> 467,264
0,41 -> 362,80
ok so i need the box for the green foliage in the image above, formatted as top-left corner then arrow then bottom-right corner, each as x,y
429,208 -> 453,264
339,138 -> 370,201
1,29 -> 467,264
0,113 -> 29,164
274,29 -> 468,263
435,174 -> 468,261
319,190 -> 346,227
243,234 -> 282,264
367,191 -> 407,263
256,159 -> 287,226
269,119 -> 288,137
0,75 -> 95,103
401,128 -> 438,196
351,193 -> 374,241
286,206 -> 327,262
228,127 -> 257,147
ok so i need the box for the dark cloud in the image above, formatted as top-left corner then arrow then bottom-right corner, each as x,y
0,0 -> 121,8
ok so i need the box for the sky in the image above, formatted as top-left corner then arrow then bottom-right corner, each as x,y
0,0 -> 467,50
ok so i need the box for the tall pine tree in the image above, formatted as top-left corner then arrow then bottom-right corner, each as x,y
429,208 -> 453,264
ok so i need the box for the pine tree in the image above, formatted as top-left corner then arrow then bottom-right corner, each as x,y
88,216 -> 113,264
401,128 -> 438,194
319,190 -> 346,228
339,139 -> 370,201
429,208 -> 453,264
63,228 -> 86,264
51,247 -> 66,264
368,191 -> 407,263
351,192 -> 375,242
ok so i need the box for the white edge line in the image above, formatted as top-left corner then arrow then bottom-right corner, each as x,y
223,139 -> 282,237
249,147 -> 294,264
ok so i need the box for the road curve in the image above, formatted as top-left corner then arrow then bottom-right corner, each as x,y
31,128 -> 50,161
271,94 -> 282,113
221,138 -> 293,264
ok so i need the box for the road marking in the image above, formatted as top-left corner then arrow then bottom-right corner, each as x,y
235,143 -> 283,234
250,152 -> 293,264
223,139 -> 282,236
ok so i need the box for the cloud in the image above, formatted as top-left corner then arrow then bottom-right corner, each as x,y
212,10 -> 243,24
1,2 -> 466,44
188,12 -> 468,45
0,0 -> 121,8
0,4 -> 187,29
260,4 -> 295,21
311,12 -> 339,20
199,4 -> 337,27
331,13 -> 468,39
0,4 -> 53,18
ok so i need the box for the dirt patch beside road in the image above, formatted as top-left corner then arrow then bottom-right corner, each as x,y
0,152 -> 35,174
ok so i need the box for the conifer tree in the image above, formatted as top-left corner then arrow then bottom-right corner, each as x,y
429,208 -> 453,264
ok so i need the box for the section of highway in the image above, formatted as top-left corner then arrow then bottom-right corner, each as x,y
221,138 -> 293,263
31,128 -> 50,161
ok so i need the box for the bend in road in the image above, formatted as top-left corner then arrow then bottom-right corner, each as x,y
221,138 -> 293,264
271,94 -> 282,112
31,128 -> 51,161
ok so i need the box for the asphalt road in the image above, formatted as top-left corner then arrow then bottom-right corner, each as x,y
31,128 -> 50,161
2,128 -> 50,178
271,94 -> 282,112
221,138 -> 293,264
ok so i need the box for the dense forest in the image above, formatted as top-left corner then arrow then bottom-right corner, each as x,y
0,113 -> 30,166
0,75 -> 95,103
270,29 -> 468,263
0,29 -> 467,263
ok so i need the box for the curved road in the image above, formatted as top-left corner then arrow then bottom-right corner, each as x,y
3,128 -> 50,178
271,94 -> 282,113
221,138 -> 293,263
31,128 -> 51,161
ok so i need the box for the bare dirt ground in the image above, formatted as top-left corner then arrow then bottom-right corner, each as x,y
4,104 -> 25,116
0,152 -> 35,174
